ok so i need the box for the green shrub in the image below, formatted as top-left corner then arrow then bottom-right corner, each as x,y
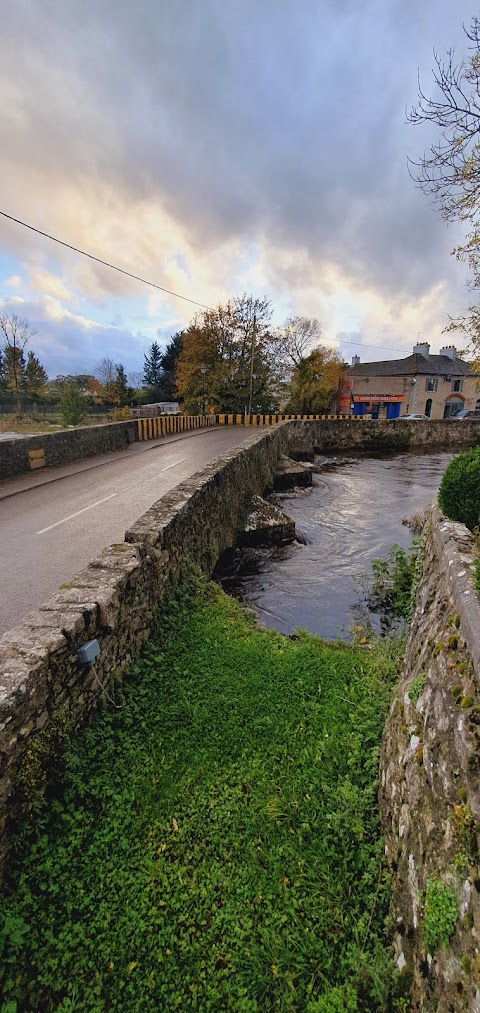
111,406 -> 131,421
59,380 -> 87,427
408,674 -> 426,704
358,539 -> 423,631
438,448 -> 480,530
423,879 -> 457,952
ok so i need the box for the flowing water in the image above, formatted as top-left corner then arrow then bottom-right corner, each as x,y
217,450 -> 454,639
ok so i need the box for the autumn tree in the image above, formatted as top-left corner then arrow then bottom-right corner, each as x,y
408,18 -> 480,345
176,295 -> 281,414
95,356 -> 119,404
0,314 -> 36,415
287,346 -> 344,414
24,351 -> 48,408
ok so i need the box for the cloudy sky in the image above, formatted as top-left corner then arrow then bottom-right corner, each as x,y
0,0 -> 476,379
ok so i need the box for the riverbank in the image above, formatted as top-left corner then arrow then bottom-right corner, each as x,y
1,574 -> 405,1012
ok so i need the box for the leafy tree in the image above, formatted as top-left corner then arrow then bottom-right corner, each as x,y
176,295 -> 281,414
60,379 -> 88,427
143,341 -> 163,395
24,351 -> 48,407
287,346 -> 344,414
0,347 -> 4,390
408,19 -> 480,346
0,314 -> 36,415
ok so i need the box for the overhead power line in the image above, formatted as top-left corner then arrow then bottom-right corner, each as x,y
0,210 -> 210,310
0,209 -> 465,361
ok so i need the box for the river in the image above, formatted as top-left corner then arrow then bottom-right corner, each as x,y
216,450 -> 454,639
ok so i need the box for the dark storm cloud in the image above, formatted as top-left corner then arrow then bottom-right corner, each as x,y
0,0 -> 475,304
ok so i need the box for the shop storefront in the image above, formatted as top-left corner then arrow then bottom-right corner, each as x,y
352,395 -> 404,419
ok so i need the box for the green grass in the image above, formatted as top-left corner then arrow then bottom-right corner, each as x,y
0,576 -> 404,1012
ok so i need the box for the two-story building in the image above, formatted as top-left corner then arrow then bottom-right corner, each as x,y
346,342 -> 479,420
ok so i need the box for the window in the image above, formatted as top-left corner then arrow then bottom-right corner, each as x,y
425,378 -> 437,392
425,399 -> 432,417
452,378 -> 463,392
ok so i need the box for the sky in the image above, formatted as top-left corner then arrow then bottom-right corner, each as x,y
0,0 -> 477,380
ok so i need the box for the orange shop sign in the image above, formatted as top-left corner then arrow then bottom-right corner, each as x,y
352,395 -> 404,404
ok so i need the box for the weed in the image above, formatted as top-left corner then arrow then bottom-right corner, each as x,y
357,540 -> 423,632
408,675 -> 426,704
423,879 -> 458,953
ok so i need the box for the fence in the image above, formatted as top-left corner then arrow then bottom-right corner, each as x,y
135,412 -> 352,440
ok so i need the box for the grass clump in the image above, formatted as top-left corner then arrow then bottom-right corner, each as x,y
0,575 -> 404,1012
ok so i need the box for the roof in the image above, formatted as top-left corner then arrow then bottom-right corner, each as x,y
347,352 -> 473,378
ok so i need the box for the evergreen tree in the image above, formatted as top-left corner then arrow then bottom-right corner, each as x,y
60,379 -> 87,427
114,363 -> 129,406
143,341 -> 163,394
24,351 -> 48,407
160,332 -> 183,400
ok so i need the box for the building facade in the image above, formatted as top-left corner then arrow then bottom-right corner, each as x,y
346,343 -> 479,420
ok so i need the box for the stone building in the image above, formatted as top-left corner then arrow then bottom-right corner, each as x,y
346,342 -> 479,419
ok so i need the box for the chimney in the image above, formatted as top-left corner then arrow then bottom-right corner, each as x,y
351,355 -> 360,366
439,345 -> 457,360
413,342 -> 430,357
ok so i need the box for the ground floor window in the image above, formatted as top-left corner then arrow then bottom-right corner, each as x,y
425,398 -> 432,417
443,397 -> 464,418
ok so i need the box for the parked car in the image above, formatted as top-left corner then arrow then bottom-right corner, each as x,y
390,413 -> 431,421
449,409 -> 480,420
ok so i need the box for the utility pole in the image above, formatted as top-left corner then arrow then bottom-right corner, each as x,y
247,313 -> 256,417
200,364 -> 207,415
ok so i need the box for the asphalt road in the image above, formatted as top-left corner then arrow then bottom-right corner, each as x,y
0,427 -> 259,635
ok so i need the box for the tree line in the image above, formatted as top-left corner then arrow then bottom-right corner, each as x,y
0,299 -> 347,425
143,296 -> 345,416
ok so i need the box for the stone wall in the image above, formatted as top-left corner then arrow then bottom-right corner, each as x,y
303,418 -> 480,454
0,425 -> 293,870
2,417 -> 480,483
380,505 -> 480,1011
0,421 -> 136,480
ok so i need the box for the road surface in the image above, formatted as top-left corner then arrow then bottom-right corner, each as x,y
0,427 -> 259,635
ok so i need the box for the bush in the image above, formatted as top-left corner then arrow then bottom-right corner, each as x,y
438,447 -> 480,530
111,406 -> 131,421
59,380 -> 87,427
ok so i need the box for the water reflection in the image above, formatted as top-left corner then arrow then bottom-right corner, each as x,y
217,451 -> 453,639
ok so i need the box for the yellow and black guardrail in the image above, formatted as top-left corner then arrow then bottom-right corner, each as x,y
135,413 -> 354,442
